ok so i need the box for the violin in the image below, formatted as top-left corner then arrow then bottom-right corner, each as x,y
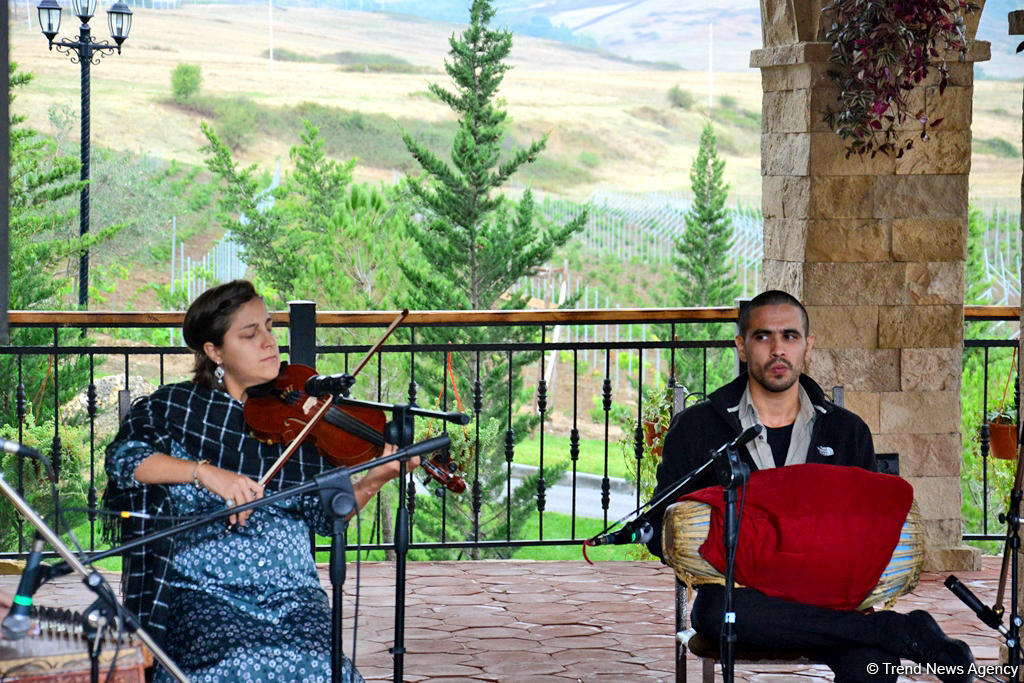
243,363 -> 466,494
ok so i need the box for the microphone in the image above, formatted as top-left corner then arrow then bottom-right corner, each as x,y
0,439 -> 41,460
712,424 -> 763,458
304,372 -> 355,398
588,518 -> 654,546
394,434 -> 452,461
945,575 -> 1008,635
712,425 -> 760,489
444,411 -> 472,426
2,535 -> 51,640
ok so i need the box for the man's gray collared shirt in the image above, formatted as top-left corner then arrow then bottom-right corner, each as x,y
727,380 -> 820,470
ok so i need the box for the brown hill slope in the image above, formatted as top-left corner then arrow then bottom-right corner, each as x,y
7,4 -> 1020,200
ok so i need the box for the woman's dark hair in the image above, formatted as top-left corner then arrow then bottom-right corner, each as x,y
182,280 -> 262,388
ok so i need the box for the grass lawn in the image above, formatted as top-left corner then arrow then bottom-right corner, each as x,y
67,520 -> 123,573
62,501 -> 648,572
319,510 -> 645,563
512,434 -> 634,482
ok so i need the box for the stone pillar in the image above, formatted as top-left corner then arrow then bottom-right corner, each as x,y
754,1 -> 990,571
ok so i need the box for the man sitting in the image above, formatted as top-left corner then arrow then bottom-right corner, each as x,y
647,290 -> 974,683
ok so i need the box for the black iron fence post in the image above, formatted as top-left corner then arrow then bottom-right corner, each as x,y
288,300 -> 316,366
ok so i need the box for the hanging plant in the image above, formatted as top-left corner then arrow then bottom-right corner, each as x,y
822,0 -> 980,158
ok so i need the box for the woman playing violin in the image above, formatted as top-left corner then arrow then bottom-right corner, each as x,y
104,280 -> 417,682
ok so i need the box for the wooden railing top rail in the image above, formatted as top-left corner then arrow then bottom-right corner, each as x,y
5,305 -> 1019,328
7,307 -> 738,328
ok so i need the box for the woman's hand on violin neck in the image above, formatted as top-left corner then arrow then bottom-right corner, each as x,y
353,446 -> 420,509
376,443 -> 420,481
196,465 -> 265,527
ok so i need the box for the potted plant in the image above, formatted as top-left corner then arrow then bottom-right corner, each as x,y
821,0 -> 981,158
640,384 -> 675,459
986,348 -> 1018,460
987,407 -> 1017,460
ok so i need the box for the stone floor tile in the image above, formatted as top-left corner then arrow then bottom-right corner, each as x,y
0,555 -> 1006,682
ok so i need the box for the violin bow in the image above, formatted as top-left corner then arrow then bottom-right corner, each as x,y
258,309 -> 410,488
349,309 -> 409,379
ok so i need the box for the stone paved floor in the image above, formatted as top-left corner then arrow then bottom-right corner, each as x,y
0,556 -> 1007,681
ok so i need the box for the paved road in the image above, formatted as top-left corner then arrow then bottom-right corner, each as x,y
412,464 -> 640,521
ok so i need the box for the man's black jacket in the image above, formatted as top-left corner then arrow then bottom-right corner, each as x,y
646,372 -> 877,560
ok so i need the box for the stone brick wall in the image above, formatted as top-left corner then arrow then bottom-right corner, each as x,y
753,4 -> 991,570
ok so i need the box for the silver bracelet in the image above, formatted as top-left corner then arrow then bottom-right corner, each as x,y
192,459 -> 209,489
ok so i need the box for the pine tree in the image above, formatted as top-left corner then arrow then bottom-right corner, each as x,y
201,120 -> 411,312
0,64 -> 114,537
2,63 -> 118,429
675,123 -> 738,308
399,0 -> 583,558
400,0 -> 581,311
672,122 -> 740,393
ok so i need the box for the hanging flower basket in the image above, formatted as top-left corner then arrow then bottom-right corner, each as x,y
821,0 -> 981,158
986,347 -> 1018,460
988,417 -> 1018,460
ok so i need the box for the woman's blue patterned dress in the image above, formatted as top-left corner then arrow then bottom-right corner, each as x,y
106,384 -> 363,683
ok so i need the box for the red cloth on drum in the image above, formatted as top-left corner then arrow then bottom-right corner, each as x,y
682,463 -> 913,611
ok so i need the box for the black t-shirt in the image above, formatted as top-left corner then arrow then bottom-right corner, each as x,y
765,423 -> 795,468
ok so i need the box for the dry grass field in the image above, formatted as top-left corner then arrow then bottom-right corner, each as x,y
6,4 -> 1021,202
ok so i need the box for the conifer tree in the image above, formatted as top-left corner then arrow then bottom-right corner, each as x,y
672,122 -> 740,392
399,0 -> 583,558
400,0 -> 581,312
201,120 -> 411,313
1,63 -> 118,519
2,64 -> 116,427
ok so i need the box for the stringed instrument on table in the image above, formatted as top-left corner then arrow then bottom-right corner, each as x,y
0,605 -> 150,682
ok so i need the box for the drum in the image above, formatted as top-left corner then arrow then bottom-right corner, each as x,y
663,498 -> 923,611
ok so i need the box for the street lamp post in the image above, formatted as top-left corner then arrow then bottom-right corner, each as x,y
36,0 -> 132,308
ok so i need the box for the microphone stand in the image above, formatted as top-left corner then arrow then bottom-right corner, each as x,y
329,395 -> 468,683
319,467 -> 356,683
585,457 -> 718,547
51,437 -> 449,683
586,425 -> 762,546
948,419 -> 1024,681
714,440 -> 751,683
0,471 -> 191,683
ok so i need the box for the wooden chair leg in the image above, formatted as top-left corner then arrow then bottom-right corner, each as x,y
675,578 -> 687,683
701,656 -> 715,683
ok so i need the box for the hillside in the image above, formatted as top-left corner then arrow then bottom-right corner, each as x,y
7,4 -> 1020,204
374,0 -> 1024,77
6,4 -> 765,198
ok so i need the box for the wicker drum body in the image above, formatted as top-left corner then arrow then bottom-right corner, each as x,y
663,499 -> 923,611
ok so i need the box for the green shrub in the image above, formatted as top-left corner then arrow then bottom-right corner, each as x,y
263,48 -> 316,63
170,63 -> 201,102
578,150 -> 600,168
973,137 -> 1019,159
668,84 -> 695,110
718,94 -> 739,109
0,417 -> 97,552
712,106 -> 761,132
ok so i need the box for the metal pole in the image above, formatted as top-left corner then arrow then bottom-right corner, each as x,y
0,0 -> 9,345
77,21 -> 91,308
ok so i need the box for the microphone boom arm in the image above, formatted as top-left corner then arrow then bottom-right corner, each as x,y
585,425 -> 762,547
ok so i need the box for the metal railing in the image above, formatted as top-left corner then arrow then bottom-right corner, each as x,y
0,305 -> 1018,558
963,306 -> 1021,544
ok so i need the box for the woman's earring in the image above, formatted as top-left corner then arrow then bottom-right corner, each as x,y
214,364 -> 225,386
